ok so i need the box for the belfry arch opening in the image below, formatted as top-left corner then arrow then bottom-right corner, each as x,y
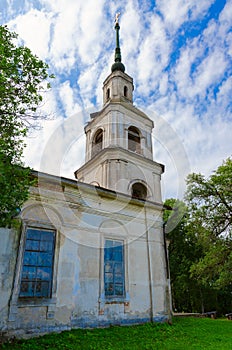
131,182 -> 147,200
92,129 -> 103,158
128,126 -> 141,153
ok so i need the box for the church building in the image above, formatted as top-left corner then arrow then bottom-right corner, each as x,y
0,18 -> 171,338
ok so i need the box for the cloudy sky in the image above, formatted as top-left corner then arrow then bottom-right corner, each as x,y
1,0 -> 231,199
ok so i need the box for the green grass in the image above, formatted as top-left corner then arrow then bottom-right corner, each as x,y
1,317 -> 232,350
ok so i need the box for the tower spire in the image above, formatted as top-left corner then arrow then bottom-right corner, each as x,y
111,13 -> 125,73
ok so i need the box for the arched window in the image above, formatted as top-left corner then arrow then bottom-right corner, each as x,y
106,88 -> 110,100
124,86 -> 128,98
131,182 -> 147,200
92,129 -> 103,157
128,126 -> 141,153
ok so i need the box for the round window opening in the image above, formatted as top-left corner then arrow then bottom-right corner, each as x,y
131,182 -> 147,200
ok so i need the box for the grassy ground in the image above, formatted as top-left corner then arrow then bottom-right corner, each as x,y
1,317 -> 232,350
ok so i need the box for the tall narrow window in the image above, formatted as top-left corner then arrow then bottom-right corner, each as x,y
124,86 -> 128,97
19,228 -> 55,298
106,88 -> 110,100
104,240 -> 125,298
128,126 -> 141,153
92,129 -> 103,157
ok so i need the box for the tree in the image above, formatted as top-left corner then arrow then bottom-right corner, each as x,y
0,25 -> 54,226
164,197 -> 231,314
186,158 -> 232,237
164,199 -> 205,313
185,158 -> 232,291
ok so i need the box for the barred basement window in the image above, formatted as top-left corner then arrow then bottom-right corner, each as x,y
104,240 -> 125,298
19,228 -> 55,298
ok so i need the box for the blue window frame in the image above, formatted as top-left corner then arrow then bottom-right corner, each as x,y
104,239 -> 125,298
19,228 -> 55,298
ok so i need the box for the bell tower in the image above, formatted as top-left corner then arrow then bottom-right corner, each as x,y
75,15 -> 164,203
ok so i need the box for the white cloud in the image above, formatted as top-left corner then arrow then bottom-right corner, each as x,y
192,50 -> 227,97
219,0 -> 232,23
78,64 -> 99,101
77,0 -> 108,65
47,6 -> 81,72
59,81 -> 81,117
120,0 -> 142,61
136,13 -> 171,96
7,8 -> 52,59
173,11 -> 229,100
158,72 -> 169,95
217,76 -> 232,109
156,0 -> 214,32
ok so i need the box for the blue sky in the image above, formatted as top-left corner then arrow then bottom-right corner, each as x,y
1,0 -> 232,199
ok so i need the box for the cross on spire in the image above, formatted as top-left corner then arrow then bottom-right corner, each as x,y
111,12 -> 125,73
